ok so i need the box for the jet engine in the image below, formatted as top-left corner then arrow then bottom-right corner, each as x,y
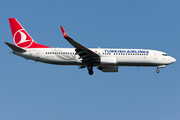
98,66 -> 119,72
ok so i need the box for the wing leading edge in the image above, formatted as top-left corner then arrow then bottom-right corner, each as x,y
60,26 -> 100,62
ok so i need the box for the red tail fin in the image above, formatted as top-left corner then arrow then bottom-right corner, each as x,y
9,18 -> 50,48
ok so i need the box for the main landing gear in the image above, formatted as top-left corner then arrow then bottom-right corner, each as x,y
87,63 -> 93,75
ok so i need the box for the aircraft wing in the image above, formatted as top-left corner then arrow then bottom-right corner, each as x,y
60,26 -> 100,61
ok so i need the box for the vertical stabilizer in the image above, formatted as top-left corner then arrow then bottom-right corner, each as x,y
9,18 -> 50,49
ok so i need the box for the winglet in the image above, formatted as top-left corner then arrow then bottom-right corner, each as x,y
60,26 -> 70,38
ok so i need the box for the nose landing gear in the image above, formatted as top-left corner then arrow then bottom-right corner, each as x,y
156,65 -> 166,73
156,69 -> 160,73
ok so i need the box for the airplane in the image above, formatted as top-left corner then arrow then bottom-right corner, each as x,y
5,18 -> 176,75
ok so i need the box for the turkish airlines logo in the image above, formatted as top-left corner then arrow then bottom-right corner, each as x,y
13,29 -> 33,48
62,31 -> 69,38
63,31 -> 67,36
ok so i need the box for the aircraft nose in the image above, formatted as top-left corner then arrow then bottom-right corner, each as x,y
172,57 -> 176,63
170,57 -> 176,63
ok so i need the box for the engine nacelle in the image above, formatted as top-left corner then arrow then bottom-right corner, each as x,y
98,66 -> 119,72
100,57 -> 117,65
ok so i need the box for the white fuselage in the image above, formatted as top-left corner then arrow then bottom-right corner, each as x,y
13,48 -> 176,67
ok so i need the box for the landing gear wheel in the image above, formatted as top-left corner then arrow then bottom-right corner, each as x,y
156,69 -> 160,73
87,63 -> 93,75
88,70 -> 93,75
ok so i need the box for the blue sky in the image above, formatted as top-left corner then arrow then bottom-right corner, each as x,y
1,0 -> 180,120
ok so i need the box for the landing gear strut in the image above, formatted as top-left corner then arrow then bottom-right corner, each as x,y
87,63 -> 93,75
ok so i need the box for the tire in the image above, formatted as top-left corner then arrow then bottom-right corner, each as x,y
156,69 -> 160,73
88,70 -> 93,75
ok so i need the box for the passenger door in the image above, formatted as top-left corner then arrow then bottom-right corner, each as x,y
154,52 -> 158,60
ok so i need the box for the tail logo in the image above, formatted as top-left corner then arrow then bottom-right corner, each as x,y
14,29 -> 33,48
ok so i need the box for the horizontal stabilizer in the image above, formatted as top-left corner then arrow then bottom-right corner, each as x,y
5,42 -> 26,52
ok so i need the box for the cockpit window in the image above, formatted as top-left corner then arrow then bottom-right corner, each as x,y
162,54 -> 168,56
